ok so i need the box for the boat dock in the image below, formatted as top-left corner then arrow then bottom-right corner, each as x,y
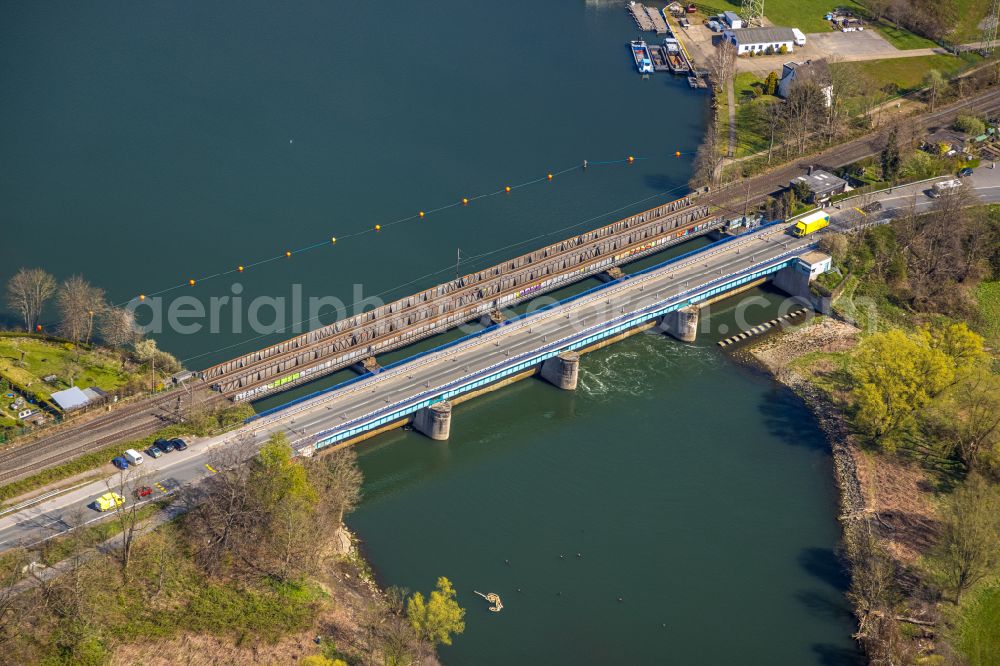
627,2 -> 668,34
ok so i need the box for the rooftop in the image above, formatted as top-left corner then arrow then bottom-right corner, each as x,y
725,26 -> 796,43
51,386 -> 90,411
791,169 -> 847,194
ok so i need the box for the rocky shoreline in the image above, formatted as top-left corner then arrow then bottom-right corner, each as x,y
735,317 -> 869,644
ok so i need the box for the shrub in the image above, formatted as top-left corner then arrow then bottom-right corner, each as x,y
954,114 -> 986,137
779,44 -> 788,54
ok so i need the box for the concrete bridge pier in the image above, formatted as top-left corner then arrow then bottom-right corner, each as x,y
412,401 -> 452,440
540,351 -> 580,390
772,252 -> 833,314
660,306 -> 699,343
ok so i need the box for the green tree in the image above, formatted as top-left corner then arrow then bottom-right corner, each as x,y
764,71 -> 779,96
923,69 -> 947,111
954,114 -> 986,137
927,475 -> 1000,604
880,126 -> 902,183
850,329 -> 955,447
920,322 -> 987,378
407,577 -> 466,647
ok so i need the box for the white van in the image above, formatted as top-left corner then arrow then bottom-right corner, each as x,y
792,28 -> 806,46
930,179 -> 963,197
123,449 -> 144,466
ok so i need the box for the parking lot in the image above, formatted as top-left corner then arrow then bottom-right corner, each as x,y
672,17 -> 943,76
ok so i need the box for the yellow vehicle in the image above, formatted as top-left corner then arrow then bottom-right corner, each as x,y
792,210 -> 830,237
95,492 -> 125,512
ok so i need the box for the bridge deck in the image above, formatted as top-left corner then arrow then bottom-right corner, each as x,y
203,196 -> 721,402
240,216 -> 824,452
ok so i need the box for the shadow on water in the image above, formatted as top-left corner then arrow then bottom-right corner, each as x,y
799,547 -> 849,589
797,548 -> 855,623
812,643 -> 867,666
758,386 -> 829,451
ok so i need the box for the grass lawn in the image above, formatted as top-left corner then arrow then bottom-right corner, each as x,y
697,0 -> 868,32
729,72 -> 782,158
949,0 -> 991,44
976,280 -> 1000,346
830,54 -> 975,93
952,584 -> 1000,666
0,334 -> 132,403
873,22 -> 939,49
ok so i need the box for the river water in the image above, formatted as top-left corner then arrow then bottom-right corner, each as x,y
1,1 -> 859,663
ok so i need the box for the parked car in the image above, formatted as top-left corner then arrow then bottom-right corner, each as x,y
958,167 -> 974,177
112,456 -> 129,470
145,446 -> 163,459
94,492 -> 125,511
123,448 -> 144,465
134,486 -> 153,499
171,438 -> 188,451
156,438 -> 175,453
860,201 -> 882,214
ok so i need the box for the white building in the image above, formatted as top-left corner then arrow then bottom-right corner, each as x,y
778,59 -> 833,107
722,27 -> 796,55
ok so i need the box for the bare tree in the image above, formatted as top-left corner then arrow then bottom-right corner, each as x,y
56,276 -> 105,343
781,80 -> 827,154
106,468 -> 150,574
308,448 -> 363,527
929,474 -> 1000,604
98,306 -> 141,350
707,40 -> 737,93
5,267 -> 56,332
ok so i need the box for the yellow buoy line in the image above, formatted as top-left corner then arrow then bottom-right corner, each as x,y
112,155 -> 663,307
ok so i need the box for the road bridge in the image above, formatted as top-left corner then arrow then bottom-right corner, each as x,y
8,171 -> 1000,548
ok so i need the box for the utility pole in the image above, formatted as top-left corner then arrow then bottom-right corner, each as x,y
741,0 -> 764,27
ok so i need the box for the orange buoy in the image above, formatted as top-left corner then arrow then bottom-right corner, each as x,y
375,224 -> 381,231
505,186 -> 511,193
419,211 -> 425,218
35,324 -> 42,332
628,156 -> 635,163
188,279 -> 196,286
547,173 -> 553,180
331,236 -> 337,243
139,294 -> 146,301
675,151 -> 681,157
237,265 -> 244,272
285,250 -> 292,258
462,198 -> 469,205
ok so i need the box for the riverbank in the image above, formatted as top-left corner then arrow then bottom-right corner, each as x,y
741,316 -> 953,660
108,527 -> 440,666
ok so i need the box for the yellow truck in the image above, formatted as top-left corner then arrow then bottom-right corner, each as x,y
792,210 -> 830,237
95,492 -> 125,512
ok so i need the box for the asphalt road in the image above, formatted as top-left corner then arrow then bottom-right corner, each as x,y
2,170 -> 998,551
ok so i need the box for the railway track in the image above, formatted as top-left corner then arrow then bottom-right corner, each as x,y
0,388 -> 217,485
205,198 -> 718,401
705,87 -> 1000,211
